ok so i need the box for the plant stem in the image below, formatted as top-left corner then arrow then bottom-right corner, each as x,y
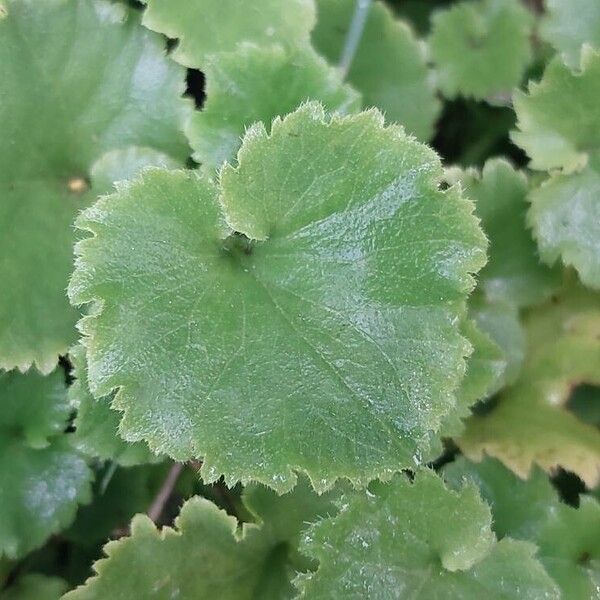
147,462 -> 184,523
339,0 -> 372,79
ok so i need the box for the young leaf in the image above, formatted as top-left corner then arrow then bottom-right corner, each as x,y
65,481 -> 337,600
2,574 -> 68,600
429,0 -> 533,101
460,282 -> 600,487
312,0 -> 440,140
448,159 -> 561,307
69,345 -> 158,467
296,469 -> 560,599
0,0 -> 190,374
445,457 -> 600,599
69,103 -> 487,492
0,369 -> 92,559
142,0 -> 316,68
187,43 -> 360,172
540,0 -> 600,69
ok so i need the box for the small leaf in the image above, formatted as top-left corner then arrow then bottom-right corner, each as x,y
69,103 -> 486,492
187,43 -> 360,172
460,282 -> 600,487
69,345 -> 158,466
0,370 -> 92,559
429,0 -> 533,100
312,0 -> 440,140
0,0 -> 190,373
296,469 -> 559,599
142,0 -> 316,68
448,159 -> 561,307
540,0 -> 600,69
445,457 -> 600,599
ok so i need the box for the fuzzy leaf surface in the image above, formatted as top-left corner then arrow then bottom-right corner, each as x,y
460,282 -> 600,486
69,104 -> 486,492
429,0 -> 533,100
142,0 -> 315,68
0,370 -> 92,559
187,43 -> 360,172
448,159 -> 561,306
312,0 -> 439,140
446,457 -> 600,599
0,0 -> 190,373
296,470 -> 559,599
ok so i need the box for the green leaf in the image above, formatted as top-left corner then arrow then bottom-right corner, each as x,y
469,293 -> 526,389
64,479 -> 337,600
69,345 -> 158,466
436,318 -> 505,445
142,0 -> 316,68
512,48 -> 600,287
513,47 -> 600,174
540,0 -> 600,69
242,475 -> 339,572
187,43 -> 360,172
528,167 -> 600,290
429,0 -> 533,101
2,574 -> 68,600
69,103 -> 486,492
445,457 -> 600,599
312,0 -> 440,140
0,369 -> 92,559
296,469 -> 559,599
448,159 -> 561,307
460,282 -> 600,487
0,0 -> 190,374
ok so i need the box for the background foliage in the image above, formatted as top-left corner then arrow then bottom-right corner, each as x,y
1,0 -> 599,598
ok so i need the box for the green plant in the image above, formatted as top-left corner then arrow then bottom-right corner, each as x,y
0,0 -> 598,597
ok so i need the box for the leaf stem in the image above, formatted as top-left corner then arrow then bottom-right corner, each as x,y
338,0 -> 372,79
147,462 -> 184,523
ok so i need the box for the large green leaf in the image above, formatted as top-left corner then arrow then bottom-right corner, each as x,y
0,369 -> 92,559
0,0 -> 190,373
448,159 -> 561,307
446,457 -> 600,599
429,0 -> 533,101
69,103 -> 486,492
540,0 -> 600,68
296,469 -> 559,599
512,48 -> 600,288
69,345 -> 157,466
64,481 -> 337,600
142,0 -> 316,68
187,43 -> 360,172
460,282 -> 600,487
312,0 -> 440,140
